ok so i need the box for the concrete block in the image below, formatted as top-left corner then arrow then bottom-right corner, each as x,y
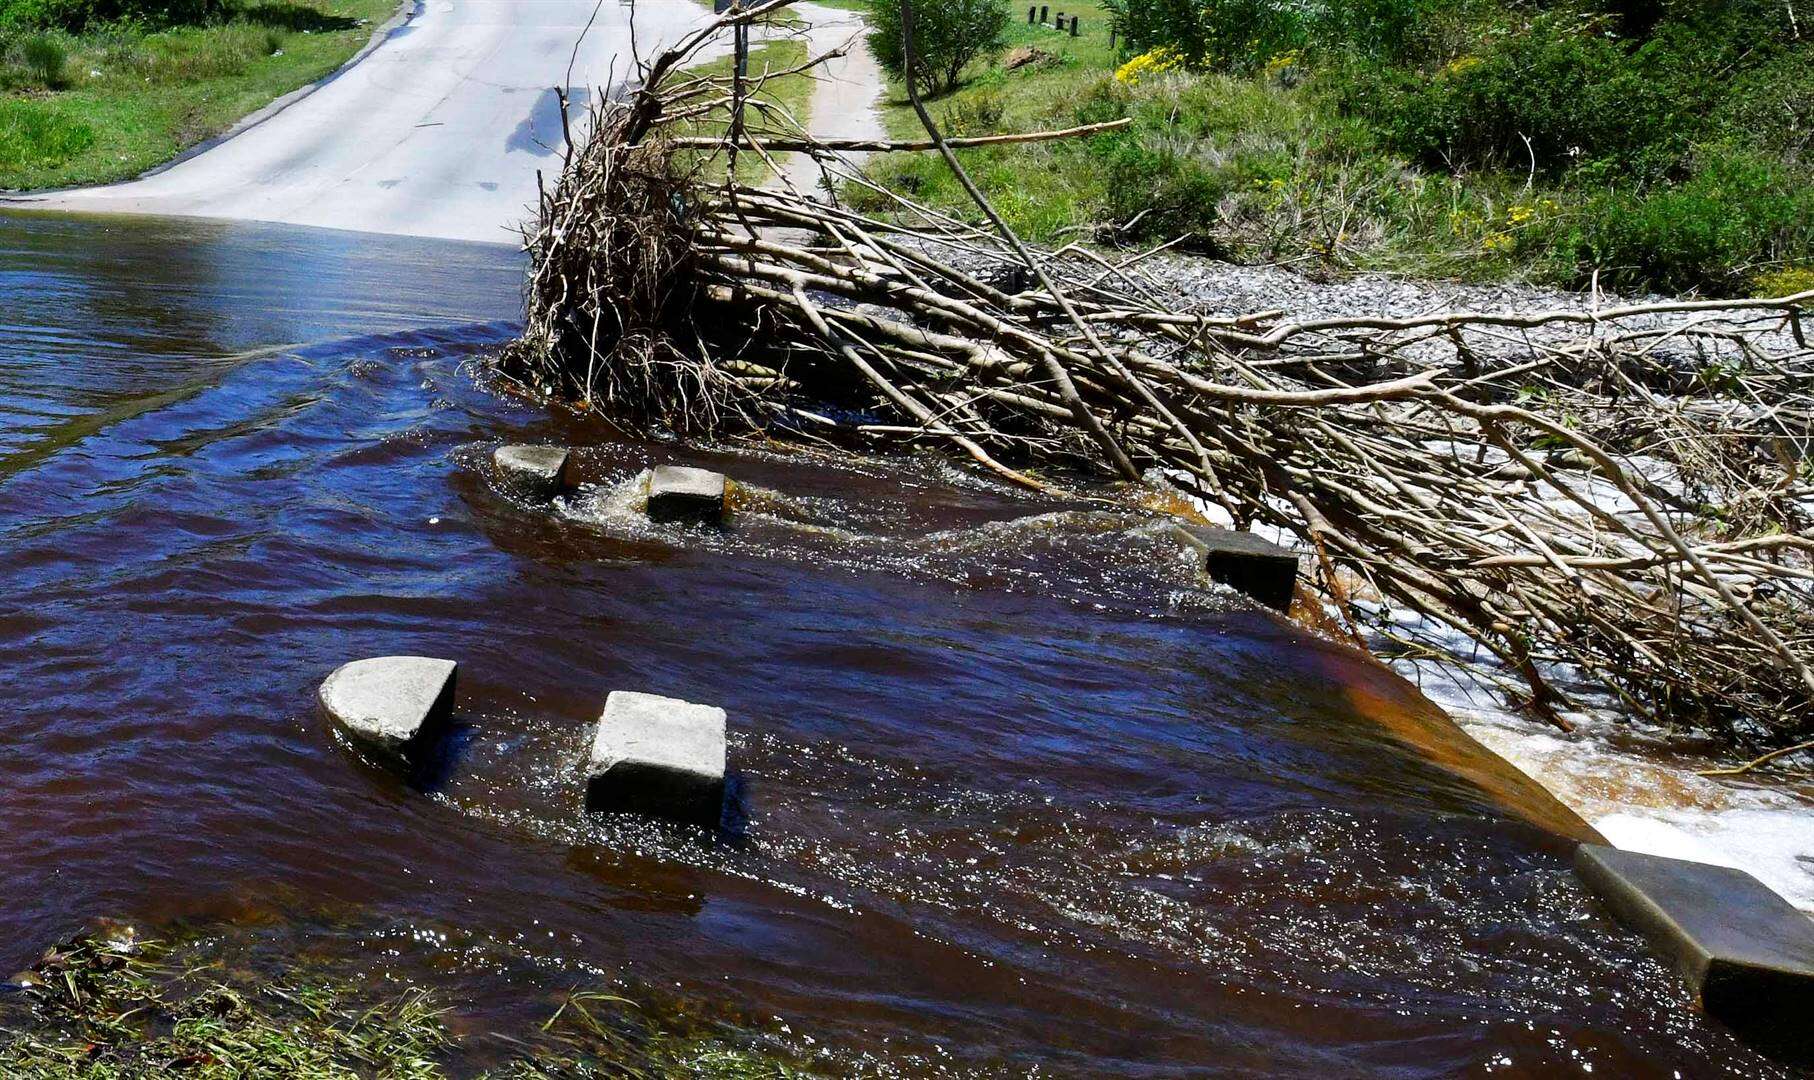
586,691 -> 726,823
493,444 -> 571,500
1576,844 -> 1814,1059
319,656 -> 457,766
1172,524 -> 1300,611
647,465 -> 726,525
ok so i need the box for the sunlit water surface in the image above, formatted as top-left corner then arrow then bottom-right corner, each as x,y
0,211 -> 1796,1076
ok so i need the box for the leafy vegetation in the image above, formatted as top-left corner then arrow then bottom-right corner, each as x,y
0,0 -> 391,190
866,0 -> 1008,96
0,0 -> 228,32
852,0 -> 1814,296
0,97 -> 94,170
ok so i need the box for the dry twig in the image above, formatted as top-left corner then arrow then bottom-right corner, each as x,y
501,2 -> 1814,752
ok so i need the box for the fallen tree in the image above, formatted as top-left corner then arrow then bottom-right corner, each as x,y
500,0 -> 1814,754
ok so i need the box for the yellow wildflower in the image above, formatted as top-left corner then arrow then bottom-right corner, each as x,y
1115,47 -> 1181,86
1753,266 -> 1814,298
1441,55 -> 1482,78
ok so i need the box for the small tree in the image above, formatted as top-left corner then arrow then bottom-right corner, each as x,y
867,0 -> 1009,98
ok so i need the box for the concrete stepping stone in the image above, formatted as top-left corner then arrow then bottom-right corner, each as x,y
318,656 -> 458,767
1576,844 -> 1814,1057
646,465 -> 726,525
493,444 -> 572,500
1172,524 -> 1300,611
585,691 -> 726,824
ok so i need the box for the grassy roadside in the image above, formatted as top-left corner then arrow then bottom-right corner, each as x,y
841,0 -> 1814,297
0,0 -> 396,191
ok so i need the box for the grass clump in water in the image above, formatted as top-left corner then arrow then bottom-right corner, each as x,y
0,928 -> 450,1078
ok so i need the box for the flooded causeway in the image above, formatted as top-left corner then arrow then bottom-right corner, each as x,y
0,212 -> 1797,1075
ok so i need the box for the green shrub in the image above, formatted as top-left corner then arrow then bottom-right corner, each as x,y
1104,0 -> 1459,71
1551,148 -> 1814,294
1712,47 -> 1814,166
1335,14 -> 1669,174
0,0 -> 227,32
867,0 -> 1009,97
1094,130 -> 1225,246
18,29 -> 66,84
1,28 -> 72,87
0,97 -> 95,170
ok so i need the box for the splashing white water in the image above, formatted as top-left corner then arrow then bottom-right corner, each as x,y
1156,467 -> 1814,913
1404,653 -> 1814,913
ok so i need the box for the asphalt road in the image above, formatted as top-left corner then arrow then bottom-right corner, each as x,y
8,0 -> 712,245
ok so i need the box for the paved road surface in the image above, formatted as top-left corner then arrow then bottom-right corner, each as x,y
779,5 -> 886,194
7,0 -> 714,245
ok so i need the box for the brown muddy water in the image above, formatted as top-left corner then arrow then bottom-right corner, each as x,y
0,211 -> 1800,1076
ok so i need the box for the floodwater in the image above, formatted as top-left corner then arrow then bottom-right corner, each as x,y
0,211 -> 1801,1076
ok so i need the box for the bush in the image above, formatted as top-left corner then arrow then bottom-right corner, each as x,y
1712,47 -> 1814,166
867,0 -> 1008,97
19,30 -> 66,83
1,28 -> 70,86
0,0 -> 227,32
1104,0 -> 1458,71
1551,148 -> 1814,294
1335,14 -> 1666,174
1095,131 -> 1225,245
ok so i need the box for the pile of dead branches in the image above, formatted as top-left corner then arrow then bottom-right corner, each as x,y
501,0 -> 1814,751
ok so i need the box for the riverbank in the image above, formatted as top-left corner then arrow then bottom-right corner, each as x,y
2,0 -> 711,243
0,0 -> 399,191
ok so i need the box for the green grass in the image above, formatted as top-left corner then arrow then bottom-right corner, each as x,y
842,0 -> 1814,296
677,32 -> 815,187
0,0 -> 395,190
856,3 -> 1479,265
0,96 -> 95,170
0,927 -> 823,1078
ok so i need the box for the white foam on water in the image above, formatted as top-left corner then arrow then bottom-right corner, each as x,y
1413,665 -> 1814,913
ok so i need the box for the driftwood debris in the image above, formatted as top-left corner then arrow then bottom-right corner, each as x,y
501,0 -> 1814,751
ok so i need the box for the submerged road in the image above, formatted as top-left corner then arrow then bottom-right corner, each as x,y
6,0 -> 713,245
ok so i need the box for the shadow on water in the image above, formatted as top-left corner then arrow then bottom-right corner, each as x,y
0,213 -> 1799,1076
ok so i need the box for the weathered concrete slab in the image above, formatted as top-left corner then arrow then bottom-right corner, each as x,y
1172,524 -> 1300,611
493,445 -> 572,501
319,656 -> 458,766
647,465 -> 726,525
1576,843 -> 1814,1059
586,691 -> 726,824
